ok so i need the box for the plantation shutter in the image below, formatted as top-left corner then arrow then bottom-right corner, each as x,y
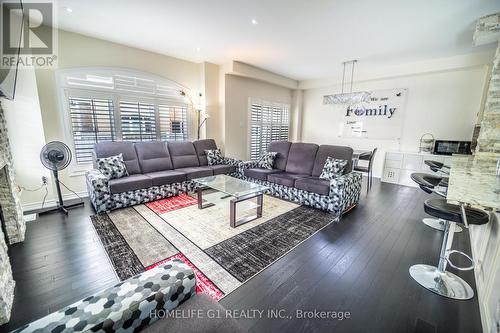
62,69 -> 192,165
249,100 -> 290,160
120,101 -> 157,141
68,97 -> 115,164
158,103 -> 188,141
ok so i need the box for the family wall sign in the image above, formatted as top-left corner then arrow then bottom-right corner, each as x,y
328,88 -> 407,140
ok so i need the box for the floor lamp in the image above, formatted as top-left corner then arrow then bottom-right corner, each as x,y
197,110 -> 210,140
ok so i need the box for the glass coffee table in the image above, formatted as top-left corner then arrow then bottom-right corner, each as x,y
193,175 -> 269,228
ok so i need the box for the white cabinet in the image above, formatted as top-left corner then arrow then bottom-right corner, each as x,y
381,151 -> 453,187
382,167 -> 400,184
402,154 -> 423,170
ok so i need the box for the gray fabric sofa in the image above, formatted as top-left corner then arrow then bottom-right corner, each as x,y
12,259 -> 244,333
86,139 -> 240,213
238,141 -> 362,215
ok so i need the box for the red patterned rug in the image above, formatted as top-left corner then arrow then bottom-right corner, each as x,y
146,252 -> 224,301
145,193 -> 197,214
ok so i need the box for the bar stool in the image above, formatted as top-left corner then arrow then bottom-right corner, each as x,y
425,160 -> 450,175
410,172 -> 461,232
409,198 -> 489,300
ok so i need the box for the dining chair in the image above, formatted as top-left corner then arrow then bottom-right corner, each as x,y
354,148 -> 377,192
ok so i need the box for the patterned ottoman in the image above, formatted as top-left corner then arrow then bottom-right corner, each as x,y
12,259 -> 196,333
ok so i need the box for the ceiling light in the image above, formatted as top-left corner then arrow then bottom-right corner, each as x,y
196,47 -> 201,52
323,60 -> 371,107
64,7 -> 73,13
251,19 -> 258,25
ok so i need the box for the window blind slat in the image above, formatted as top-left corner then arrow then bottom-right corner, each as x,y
158,104 -> 188,141
120,101 -> 157,142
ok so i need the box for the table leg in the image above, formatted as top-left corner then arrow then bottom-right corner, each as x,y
256,193 -> 263,218
197,187 -> 203,209
197,186 -> 215,209
230,199 -> 236,228
230,192 -> 264,228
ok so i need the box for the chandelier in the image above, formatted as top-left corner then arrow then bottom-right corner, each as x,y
323,60 -> 371,106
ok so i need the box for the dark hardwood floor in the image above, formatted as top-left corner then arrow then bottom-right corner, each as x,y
0,179 -> 482,333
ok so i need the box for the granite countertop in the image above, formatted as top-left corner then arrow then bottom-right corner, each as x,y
447,152 -> 500,210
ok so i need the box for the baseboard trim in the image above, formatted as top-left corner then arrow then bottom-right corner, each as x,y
22,191 -> 89,213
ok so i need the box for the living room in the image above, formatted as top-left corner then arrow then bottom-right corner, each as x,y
0,1 -> 499,332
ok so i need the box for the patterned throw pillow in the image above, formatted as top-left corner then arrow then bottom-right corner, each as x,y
319,157 -> 348,180
258,152 -> 278,169
96,153 -> 129,180
205,149 -> 224,165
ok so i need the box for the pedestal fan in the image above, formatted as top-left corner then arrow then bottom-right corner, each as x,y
40,141 -> 84,215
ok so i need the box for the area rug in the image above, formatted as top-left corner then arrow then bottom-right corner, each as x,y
91,194 -> 336,301
145,193 -> 197,213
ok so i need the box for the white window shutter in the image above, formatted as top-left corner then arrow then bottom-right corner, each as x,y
120,101 -> 157,142
68,97 -> 116,164
249,99 -> 290,160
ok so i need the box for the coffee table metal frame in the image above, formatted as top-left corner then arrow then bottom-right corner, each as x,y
196,186 -> 265,228
194,175 -> 267,228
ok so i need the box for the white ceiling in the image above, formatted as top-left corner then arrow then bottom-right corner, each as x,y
53,0 -> 500,80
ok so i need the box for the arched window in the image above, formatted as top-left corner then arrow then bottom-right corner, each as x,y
57,68 -> 191,166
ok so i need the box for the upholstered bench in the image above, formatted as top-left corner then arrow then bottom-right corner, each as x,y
11,259 -> 243,333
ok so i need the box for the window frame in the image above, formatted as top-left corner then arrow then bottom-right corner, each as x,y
247,98 -> 290,160
57,68 -> 192,176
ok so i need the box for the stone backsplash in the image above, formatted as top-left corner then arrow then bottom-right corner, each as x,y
476,12 -> 500,154
0,100 -> 26,325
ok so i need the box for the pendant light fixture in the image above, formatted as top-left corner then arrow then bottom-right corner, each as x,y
323,60 -> 371,106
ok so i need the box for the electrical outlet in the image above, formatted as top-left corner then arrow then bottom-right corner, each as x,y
42,176 -> 48,185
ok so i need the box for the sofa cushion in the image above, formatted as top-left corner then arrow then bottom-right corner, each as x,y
312,145 -> 354,176
145,170 -> 187,186
210,164 -> 236,175
205,149 -> 224,166
94,142 -> 141,175
96,153 -> 129,180
268,141 -> 292,170
109,174 -> 152,194
142,293 -> 245,333
193,139 -> 218,166
257,152 -> 278,169
167,141 -> 200,169
244,168 -> 281,181
135,141 -> 173,173
319,157 -> 348,180
267,172 -> 309,187
175,166 -> 213,180
285,143 -> 319,175
295,177 -> 330,196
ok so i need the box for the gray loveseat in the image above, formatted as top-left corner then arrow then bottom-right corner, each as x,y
86,139 -> 239,213
237,141 -> 362,215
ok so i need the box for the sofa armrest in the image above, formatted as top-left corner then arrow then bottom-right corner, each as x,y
329,171 -> 363,211
13,259 -> 196,333
238,160 -> 259,170
221,156 -> 242,166
86,169 -> 109,190
236,160 -> 259,178
86,169 -> 110,213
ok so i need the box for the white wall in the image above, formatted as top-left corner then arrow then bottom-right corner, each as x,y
1,65 -> 49,206
300,66 -> 489,177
